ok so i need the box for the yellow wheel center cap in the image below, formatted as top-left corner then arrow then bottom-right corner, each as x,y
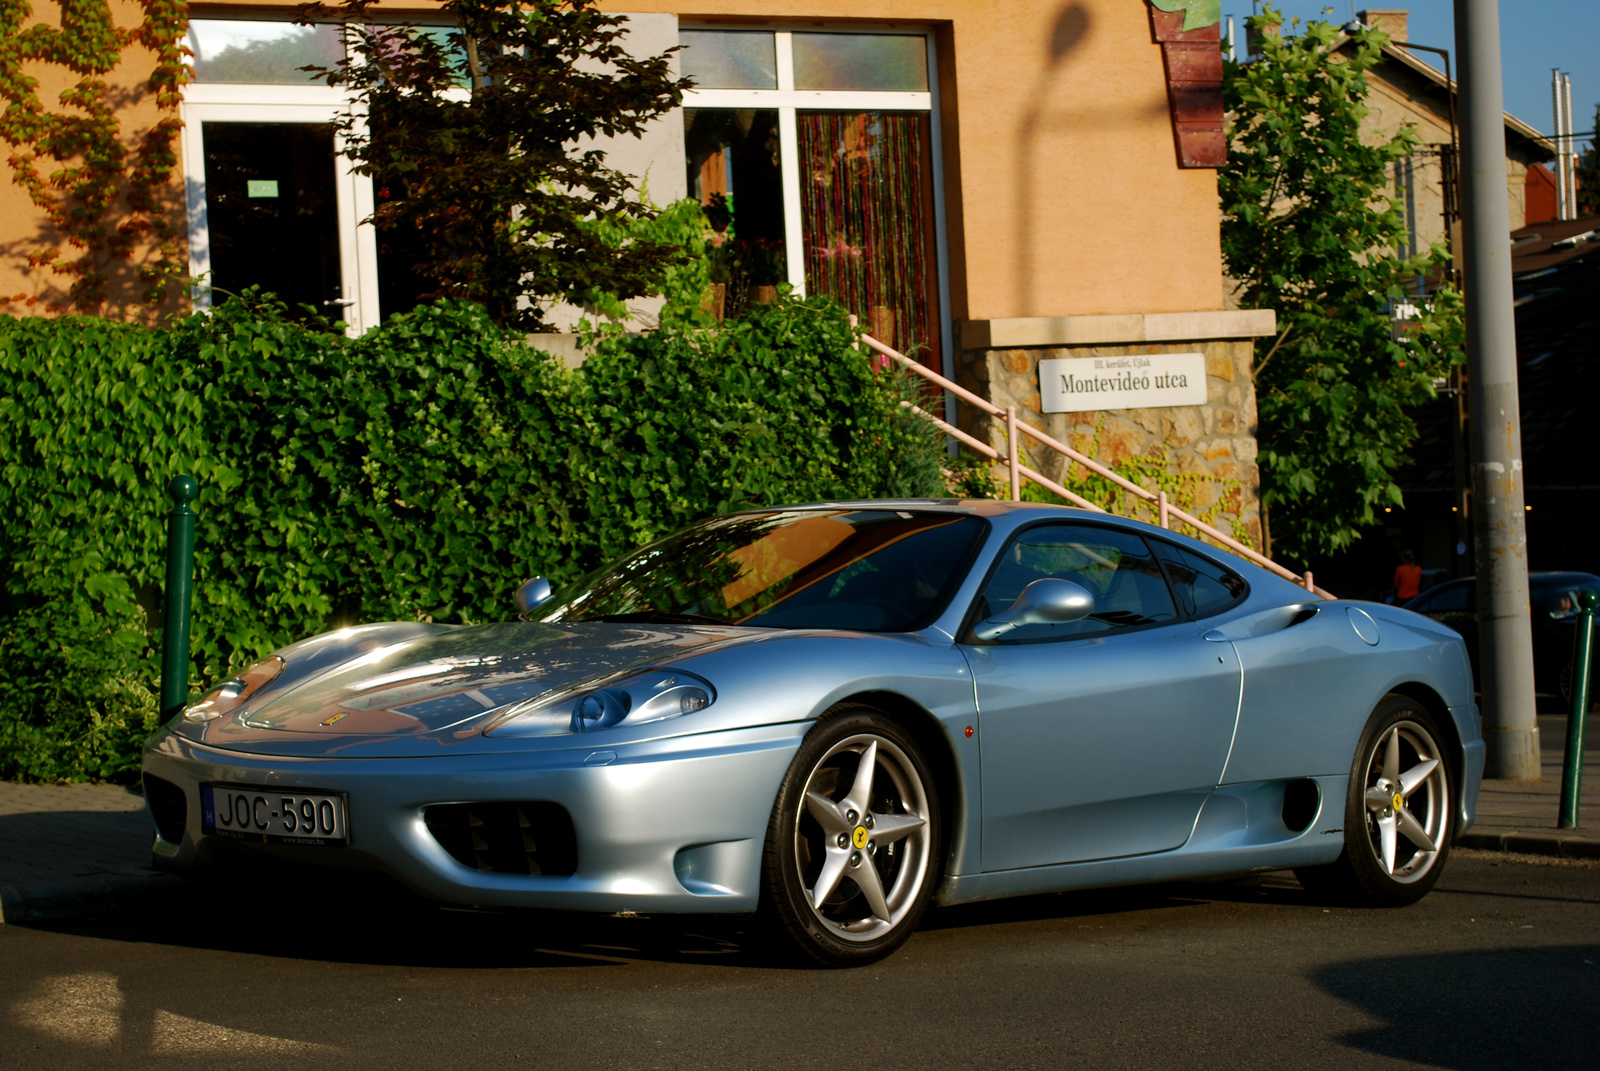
852,825 -> 869,849
1392,792 -> 1404,811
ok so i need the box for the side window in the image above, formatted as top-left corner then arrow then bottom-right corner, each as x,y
1421,582 -> 1472,616
1534,581 -> 1594,620
1152,541 -> 1247,619
974,524 -> 1177,642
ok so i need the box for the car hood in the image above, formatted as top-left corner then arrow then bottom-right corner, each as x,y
184,621 -> 751,750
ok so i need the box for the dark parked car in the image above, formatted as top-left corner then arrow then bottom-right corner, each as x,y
1403,572 -> 1600,699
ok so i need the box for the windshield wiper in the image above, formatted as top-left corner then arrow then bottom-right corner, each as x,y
584,611 -> 731,626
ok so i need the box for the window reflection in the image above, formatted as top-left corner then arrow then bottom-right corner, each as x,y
548,510 -> 987,633
189,20 -> 344,84
683,108 -> 787,320
792,33 -> 929,92
679,30 -> 778,90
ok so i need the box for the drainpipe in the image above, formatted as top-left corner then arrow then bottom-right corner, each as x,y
1553,70 -> 1569,219
1562,73 -> 1575,221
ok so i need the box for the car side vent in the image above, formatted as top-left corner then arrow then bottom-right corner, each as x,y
1282,778 -> 1320,834
1288,607 -> 1320,627
424,802 -> 578,876
143,774 -> 188,844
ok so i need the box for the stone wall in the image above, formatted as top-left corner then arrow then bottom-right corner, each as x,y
957,338 -> 1262,551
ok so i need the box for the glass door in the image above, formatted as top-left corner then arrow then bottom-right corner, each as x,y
182,17 -> 383,335
181,99 -> 379,335
200,122 -> 348,324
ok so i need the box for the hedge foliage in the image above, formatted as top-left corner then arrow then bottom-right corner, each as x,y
0,294 -> 942,781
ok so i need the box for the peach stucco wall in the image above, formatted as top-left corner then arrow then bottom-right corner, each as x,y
613,1 -> 1225,320
0,0 -> 186,320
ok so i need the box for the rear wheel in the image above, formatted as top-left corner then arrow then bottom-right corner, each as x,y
1295,694 -> 1452,905
759,707 -> 941,967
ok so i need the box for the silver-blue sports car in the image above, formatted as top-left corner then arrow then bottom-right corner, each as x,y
142,500 -> 1484,966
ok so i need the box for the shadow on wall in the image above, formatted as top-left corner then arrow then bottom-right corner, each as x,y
1315,945 -> 1600,1070
0,78 -> 187,323
0,228 -> 185,323
1012,3 -> 1171,317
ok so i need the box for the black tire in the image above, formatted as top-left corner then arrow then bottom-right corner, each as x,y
758,705 -> 942,967
1295,693 -> 1453,906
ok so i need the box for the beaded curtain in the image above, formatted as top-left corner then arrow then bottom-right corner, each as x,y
798,112 -> 935,368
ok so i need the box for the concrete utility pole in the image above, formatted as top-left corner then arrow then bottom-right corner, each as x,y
1454,1 -> 1539,779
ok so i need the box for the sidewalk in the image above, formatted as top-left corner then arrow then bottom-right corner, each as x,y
1457,711 -> 1600,858
0,780 -> 179,924
1,712 -> 1596,924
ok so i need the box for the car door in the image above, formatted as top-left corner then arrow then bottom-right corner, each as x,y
963,523 -> 1242,871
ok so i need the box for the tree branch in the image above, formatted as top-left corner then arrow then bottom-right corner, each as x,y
464,33 -> 484,91
1251,322 -> 1294,379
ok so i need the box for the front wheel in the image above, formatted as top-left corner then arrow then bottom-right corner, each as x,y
1296,694 -> 1453,905
759,707 -> 941,967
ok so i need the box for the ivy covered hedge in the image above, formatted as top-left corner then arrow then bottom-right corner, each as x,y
0,295 -> 941,781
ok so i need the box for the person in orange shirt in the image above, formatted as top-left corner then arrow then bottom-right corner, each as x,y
1394,549 -> 1422,602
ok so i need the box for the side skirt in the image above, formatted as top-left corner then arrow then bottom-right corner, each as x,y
938,774 -> 1349,906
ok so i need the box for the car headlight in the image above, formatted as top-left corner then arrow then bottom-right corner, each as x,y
182,657 -> 286,722
483,668 -> 715,737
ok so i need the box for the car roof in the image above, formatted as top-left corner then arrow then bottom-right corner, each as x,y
1427,571 -> 1599,588
760,499 -> 1089,516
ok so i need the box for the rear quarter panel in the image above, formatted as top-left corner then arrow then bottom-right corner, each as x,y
1221,602 -> 1474,785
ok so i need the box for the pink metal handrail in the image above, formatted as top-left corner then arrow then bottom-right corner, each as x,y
861,329 -> 1331,597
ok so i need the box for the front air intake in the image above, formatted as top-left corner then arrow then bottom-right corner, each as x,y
143,774 -> 188,844
423,801 -> 578,876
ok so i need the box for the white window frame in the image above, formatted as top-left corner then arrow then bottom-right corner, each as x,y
680,26 -> 956,397
181,80 -> 381,336
181,21 -> 467,335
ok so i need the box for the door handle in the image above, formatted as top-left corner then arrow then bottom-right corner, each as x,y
322,298 -> 356,308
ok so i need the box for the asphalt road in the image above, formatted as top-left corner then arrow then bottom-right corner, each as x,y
2,850 -> 1595,1070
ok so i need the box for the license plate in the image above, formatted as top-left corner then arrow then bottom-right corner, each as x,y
201,784 -> 349,846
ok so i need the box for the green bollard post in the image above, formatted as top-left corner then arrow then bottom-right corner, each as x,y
1557,589 -> 1596,829
159,475 -> 199,719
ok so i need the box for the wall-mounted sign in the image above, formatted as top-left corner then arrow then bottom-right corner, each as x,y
1040,352 -> 1207,413
246,179 -> 280,198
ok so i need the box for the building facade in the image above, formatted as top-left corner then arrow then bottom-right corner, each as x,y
2,1 -> 1276,547
1345,10 -> 1555,282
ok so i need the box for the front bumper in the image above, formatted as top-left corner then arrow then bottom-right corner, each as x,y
1449,702 -> 1485,835
142,721 -> 807,913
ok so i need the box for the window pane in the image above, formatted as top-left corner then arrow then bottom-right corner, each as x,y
792,33 -> 928,92
1414,580 -> 1472,614
679,30 -> 777,90
1152,542 -> 1247,619
979,525 -> 1177,642
189,20 -> 344,84
799,111 -> 937,368
378,25 -> 472,89
683,109 -> 787,319
1533,579 -> 1596,620
201,122 -> 344,325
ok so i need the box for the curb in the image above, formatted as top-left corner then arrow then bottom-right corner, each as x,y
0,873 -> 183,925
1458,830 -> 1600,859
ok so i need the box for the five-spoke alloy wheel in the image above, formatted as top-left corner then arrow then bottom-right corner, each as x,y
761,706 -> 941,966
1296,694 -> 1453,905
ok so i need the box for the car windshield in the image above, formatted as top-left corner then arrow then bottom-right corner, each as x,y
544,509 -> 988,632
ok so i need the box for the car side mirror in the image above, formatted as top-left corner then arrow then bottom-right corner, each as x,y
972,578 -> 1094,641
513,577 -> 553,614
